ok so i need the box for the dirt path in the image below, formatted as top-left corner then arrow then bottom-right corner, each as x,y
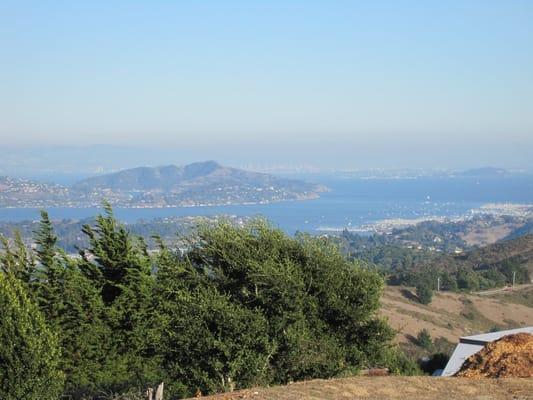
190,377 -> 533,400
474,284 -> 533,296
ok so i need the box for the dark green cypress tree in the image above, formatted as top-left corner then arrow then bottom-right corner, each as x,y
26,211 -> 110,398
34,210 -> 58,271
33,211 -> 67,322
0,273 -> 64,400
79,203 -> 158,391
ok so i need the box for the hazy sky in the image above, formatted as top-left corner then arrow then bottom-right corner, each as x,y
1,1 -> 532,169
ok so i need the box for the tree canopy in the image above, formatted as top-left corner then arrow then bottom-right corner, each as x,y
0,209 -> 409,399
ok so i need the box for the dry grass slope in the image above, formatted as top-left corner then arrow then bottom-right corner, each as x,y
380,286 -> 533,343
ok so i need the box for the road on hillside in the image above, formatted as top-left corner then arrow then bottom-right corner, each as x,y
474,283 -> 533,296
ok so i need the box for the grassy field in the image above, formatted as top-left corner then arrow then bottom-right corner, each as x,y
189,377 -> 533,400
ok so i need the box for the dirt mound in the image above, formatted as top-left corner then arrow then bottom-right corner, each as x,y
456,333 -> 533,378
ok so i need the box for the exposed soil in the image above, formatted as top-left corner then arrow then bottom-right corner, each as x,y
456,333 -> 533,378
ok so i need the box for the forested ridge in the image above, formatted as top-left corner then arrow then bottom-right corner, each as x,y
338,230 -> 532,304
0,205 -> 414,400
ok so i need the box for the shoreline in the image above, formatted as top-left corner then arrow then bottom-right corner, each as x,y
316,203 -> 533,234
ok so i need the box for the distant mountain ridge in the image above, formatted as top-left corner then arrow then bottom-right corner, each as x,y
73,161 -> 295,191
0,161 -> 327,208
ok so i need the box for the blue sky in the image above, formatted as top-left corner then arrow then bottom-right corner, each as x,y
1,1 -> 532,169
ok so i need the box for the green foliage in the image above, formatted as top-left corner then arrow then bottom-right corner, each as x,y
439,271 -> 458,291
156,220 -> 395,394
456,267 -> 480,290
340,227 -> 533,293
78,204 -> 159,394
499,259 -> 529,284
381,347 -> 422,376
416,329 -> 432,350
34,210 -> 58,269
415,283 -> 433,305
0,273 -> 64,400
0,210 -> 400,399
156,285 -> 273,397
56,267 -> 112,396
0,230 -> 35,284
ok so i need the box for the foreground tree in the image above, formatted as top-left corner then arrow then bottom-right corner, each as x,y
1,210 -> 413,399
154,220 -> 396,395
0,273 -> 64,400
78,203 -> 158,393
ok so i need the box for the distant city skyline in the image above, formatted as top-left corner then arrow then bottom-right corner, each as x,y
1,1 -> 532,169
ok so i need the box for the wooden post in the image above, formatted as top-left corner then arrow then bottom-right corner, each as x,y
146,388 -> 154,400
155,382 -> 164,400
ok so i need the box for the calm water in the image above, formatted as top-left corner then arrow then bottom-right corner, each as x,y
1,176 -> 532,234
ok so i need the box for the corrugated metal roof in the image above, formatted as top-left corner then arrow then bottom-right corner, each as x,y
440,326 -> 533,377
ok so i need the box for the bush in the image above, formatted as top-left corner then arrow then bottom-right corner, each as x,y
0,273 -> 64,400
381,347 -> 422,376
416,283 -> 433,305
416,328 -> 433,350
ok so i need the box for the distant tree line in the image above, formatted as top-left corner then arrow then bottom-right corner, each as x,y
0,205 -> 418,400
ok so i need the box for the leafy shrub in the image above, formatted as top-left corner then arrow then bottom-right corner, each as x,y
416,328 -> 433,350
416,283 -> 433,305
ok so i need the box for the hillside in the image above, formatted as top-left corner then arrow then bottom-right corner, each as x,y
0,176 -> 70,207
381,285 -> 533,344
380,234 -> 533,290
0,162 -> 327,208
464,234 -> 533,267
72,161 -> 246,191
187,377 -> 532,400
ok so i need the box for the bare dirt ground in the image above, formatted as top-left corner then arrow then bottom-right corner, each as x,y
381,286 -> 533,343
190,377 -> 533,400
